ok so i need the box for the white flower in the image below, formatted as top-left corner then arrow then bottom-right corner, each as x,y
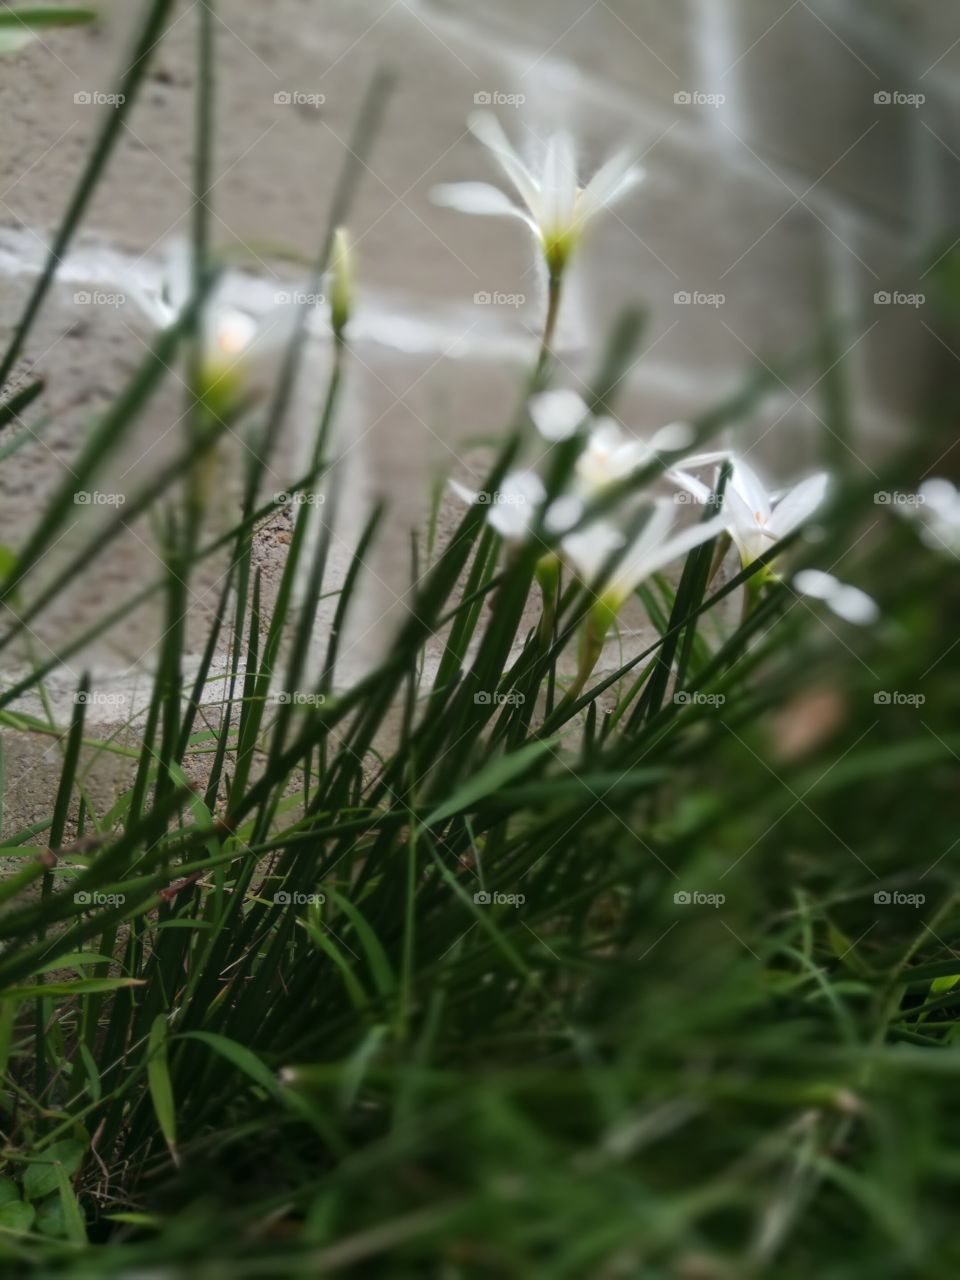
671,454 -> 829,566
562,499 -> 727,611
528,389 -> 589,442
529,389 -> 695,497
449,470 -> 547,543
793,569 -> 879,625
906,477 -> 960,556
127,240 -> 301,404
431,113 -> 643,276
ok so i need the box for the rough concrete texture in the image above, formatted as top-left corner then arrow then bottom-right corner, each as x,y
0,0 -> 954,830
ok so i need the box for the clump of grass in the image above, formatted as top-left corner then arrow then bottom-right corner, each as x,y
0,6 -> 958,1277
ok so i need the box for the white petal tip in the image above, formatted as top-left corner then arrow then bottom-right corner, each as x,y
528,388 -> 589,441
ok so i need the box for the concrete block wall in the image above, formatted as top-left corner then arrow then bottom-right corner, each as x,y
0,0 -> 954,820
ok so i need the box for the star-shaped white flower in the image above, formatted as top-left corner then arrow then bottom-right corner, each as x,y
127,240 -> 303,408
562,499 -> 726,612
670,454 -> 829,566
432,113 -> 643,277
528,389 -> 694,501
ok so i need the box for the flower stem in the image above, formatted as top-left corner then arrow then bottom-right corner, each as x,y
537,273 -> 563,374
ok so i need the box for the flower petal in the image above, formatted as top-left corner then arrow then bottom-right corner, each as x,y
668,468 -> 714,504
448,478 -> 480,507
649,421 -> 695,453
632,511 -> 727,581
829,584 -> 880,626
769,473 -> 828,538
577,150 -> 644,225
430,182 -> 534,229
792,568 -> 837,600
562,520 -> 625,584
540,130 -> 579,235
729,457 -> 772,523
467,112 -> 542,217
528,388 -> 589,441
544,494 -> 583,534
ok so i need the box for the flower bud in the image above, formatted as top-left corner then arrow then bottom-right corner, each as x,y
330,227 -> 353,341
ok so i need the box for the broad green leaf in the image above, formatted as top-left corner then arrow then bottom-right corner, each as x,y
35,1195 -> 64,1238
0,1199 -> 35,1232
22,1139 -> 84,1201
0,1179 -> 19,1207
